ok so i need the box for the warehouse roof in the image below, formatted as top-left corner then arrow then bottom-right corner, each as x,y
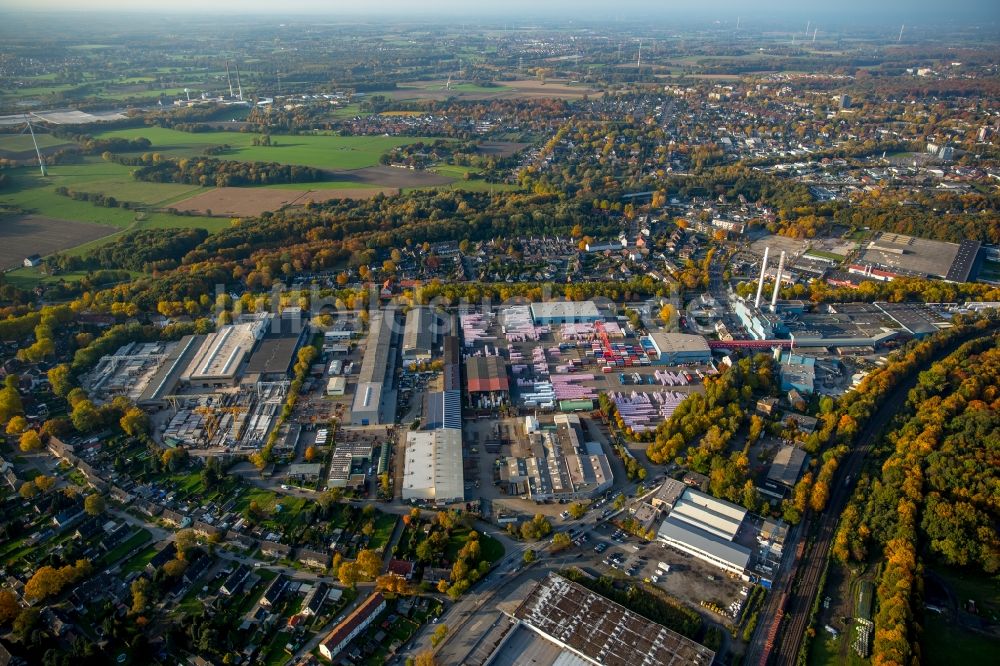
668,488 -> 746,540
649,332 -> 712,356
511,573 -> 715,666
767,445 -> 807,489
529,301 -> 601,322
657,516 -> 752,573
466,355 -> 509,393
245,336 -> 299,376
402,428 -> 464,502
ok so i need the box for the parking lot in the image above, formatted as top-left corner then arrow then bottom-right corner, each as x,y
580,522 -> 748,627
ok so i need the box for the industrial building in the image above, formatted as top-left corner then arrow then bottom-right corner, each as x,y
423,390 -> 462,430
84,338 -> 204,410
401,306 -> 438,363
466,355 -> 509,395
529,301 -> 602,325
494,573 -> 715,666
656,487 -> 752,579
764,445 -> 808,497
779,353 -> 816,393
351,309 -> 398,426
402,428 -> 464,503
501,413 -> 612,500
326,441 -> 374,489
181,319 -> 268,388
244,312 -> 309,382
646,332 -> 712,365
858,232 -> 983,282
326,376 -> 347,396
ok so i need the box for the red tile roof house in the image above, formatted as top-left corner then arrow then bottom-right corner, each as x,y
318,592 -> 386,661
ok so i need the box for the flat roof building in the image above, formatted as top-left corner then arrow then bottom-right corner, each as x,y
402,306 -> 437,362
402,428 -> 464,503
767,445 -> 807,491
657,488 -> 751,578
182,320 -> 267,387
530,301 -> 602,325
351,309 -> 398,426
648,332 -> 712,365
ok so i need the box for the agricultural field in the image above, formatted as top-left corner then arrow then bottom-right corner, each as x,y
0,214 -> 116,270
174,185 -> 400,217
93,127 -> 442,172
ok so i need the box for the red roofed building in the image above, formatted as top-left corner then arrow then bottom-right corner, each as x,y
466,355 -> 509,394
386,559 -> 415,580
318,592 -> 386,661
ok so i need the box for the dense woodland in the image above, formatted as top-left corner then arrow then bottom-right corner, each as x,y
832,335 -> 1000,666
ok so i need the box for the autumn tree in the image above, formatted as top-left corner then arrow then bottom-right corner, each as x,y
34,475 -> 56,492
356,549 -> 382,579
84,493 -> 106,516
0,589 -> 18,625
120,407 -> 150,437
338,561 -> 360,588
5,415 -> 27,435
19,429 -> 42,453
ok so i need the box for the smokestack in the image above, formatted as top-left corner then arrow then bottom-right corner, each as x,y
770,251 -> 786,312
226,61 -> 234,98
754,247 -> 770,309
235,63 -> 243,101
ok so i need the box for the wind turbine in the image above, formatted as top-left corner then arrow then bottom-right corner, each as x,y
23,115 -> 46,176
897,24 -> 905,43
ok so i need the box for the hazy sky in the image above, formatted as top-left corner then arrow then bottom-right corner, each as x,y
2,0 -> 997,20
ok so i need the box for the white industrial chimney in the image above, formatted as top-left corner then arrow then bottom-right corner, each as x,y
770,250 -> 786,312
754,247 -> 770,309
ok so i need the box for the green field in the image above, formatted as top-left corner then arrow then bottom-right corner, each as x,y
0,133 -> 75,154
94,127 -> 438,171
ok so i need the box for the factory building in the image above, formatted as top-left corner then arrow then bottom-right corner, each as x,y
423,390 -> 462,430
244,311 -> 310,382
495,573 -> 715,666
351,310 -> 398,426
402,428 -> 464,503
501,413 -> 613,500
646,332 -> 712,365
466,355 -> 509,409
401,306 -> 438,363
138,335 -> 202,410
779,353 -> 816,394
181,318 -> 268,388
657,488 -> 752,579
529,301 -> 602,326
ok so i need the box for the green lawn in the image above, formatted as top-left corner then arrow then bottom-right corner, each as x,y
444,528 -> 505,563
100,529 -> 153,567
94,127 -> 440,171
369,513 -> 399,552
119,540 -> 161,573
